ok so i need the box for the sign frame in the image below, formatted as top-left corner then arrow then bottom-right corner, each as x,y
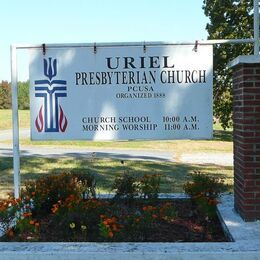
10,41 -> 229,198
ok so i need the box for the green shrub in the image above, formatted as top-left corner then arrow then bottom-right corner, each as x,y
51,197 -> 108,241
183,171 -> 227,218
22,172 -> 96,215
113,173 -> 161,200
139,174 -> 161,199
113,172 -> 139,200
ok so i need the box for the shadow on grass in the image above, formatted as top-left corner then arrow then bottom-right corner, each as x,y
213,130 -> 233,142
0,156 -> 234,198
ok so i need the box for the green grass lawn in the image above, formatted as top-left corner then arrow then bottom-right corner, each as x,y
0,109 -> 30,130
0,109 -> 233,198
0,157 -> 233,199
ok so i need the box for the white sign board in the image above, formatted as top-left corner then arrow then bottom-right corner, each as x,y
29,43 -> 213,140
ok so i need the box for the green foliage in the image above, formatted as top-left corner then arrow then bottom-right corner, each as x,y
113,173 -> 161,200
120,203 -> 177,241
0,196 -> 41,241
18,81 -> 29,110
15,218 -> 39,236
0,81 -> 11,109
51,196 -> 107,241
98,216 -> 121,240
22,172 -> 96,215
98,221 -> 111,238
183,171 -> 227,218
70,172 -> 96,199
0,198 -> 22,235
203,0 -> 253,129
139,174 -> 161,199
0,81 -> 29,110
0,172 -> 225,242
113,172 -> 139,199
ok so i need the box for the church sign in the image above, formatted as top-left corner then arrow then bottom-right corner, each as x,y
29,43 -> 213,140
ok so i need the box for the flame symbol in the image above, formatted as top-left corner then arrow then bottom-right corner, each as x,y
35,106 -> 44,132
59,106 -> 68,132
44,57 -> 57,81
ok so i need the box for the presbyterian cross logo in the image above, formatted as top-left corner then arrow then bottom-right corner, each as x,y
34,57 -> 68,133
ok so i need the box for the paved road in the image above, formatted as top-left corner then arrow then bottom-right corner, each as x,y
0,144 -> 174,162
0,129 -> 233,166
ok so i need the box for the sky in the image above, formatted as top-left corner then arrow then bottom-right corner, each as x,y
0,0 -> 209,82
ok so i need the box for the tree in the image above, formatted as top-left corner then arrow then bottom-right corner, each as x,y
18,80 -> 30,110
0,80 -> 30,110
0,81 -> 11,109
203,0 -> 253,129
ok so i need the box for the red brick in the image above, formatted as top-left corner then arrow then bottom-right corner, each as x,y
244,180 -> 256,186
244,100 -> 260,106
240,205 -> 256,210
243,199 -> 260,204
243,75 -> 260,81
241,192 -> 256,198
243,185 -> 259,191
233,63 -> 260,221
242,107 -> 255,112
242,68 -> 255,74
243,88 -> 260,93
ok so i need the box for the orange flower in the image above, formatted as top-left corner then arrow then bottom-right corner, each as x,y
51,207 -> 58,214
34,222 -> 40,228
208,199 -> 218,206
111,216 -> 117,223
11,200 -> 19,206
16,198 -> 22,203
6,229 -> 14,237
112,224 -> 118,231
31,192 -> 36,196
23,212 -> 32,218
29,220 -> 35,225
103,220 -> 109,226
143,205 -> 156,212
51,204 -> 59,214
108,231 -> 113,238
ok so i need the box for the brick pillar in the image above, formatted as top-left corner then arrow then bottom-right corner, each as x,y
231,56 -> 260,221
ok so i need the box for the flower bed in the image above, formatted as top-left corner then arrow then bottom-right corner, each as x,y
0,171 -> 229,242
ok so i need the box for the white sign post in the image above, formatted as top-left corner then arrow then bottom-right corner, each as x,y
29,43 -> 213,141
11,45 -> 20,199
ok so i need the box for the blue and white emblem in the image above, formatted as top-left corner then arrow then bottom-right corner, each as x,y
34,57 -> 68,132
